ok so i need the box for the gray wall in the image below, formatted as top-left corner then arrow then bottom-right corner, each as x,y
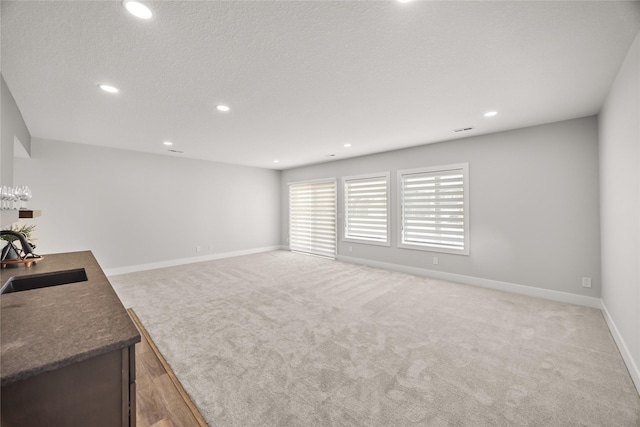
282,116 -> 601,297
14,139 -> 281,269
1,75 -> 31,185
599,30 -> 640,383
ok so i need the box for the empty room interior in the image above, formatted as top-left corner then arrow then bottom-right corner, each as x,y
1,1 -> 639,426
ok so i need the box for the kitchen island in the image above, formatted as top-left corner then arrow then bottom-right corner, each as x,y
1,251 -> 140,426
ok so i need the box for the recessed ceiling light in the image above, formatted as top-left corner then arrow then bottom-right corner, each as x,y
216,105 -> 230,112
98,84 -> 119,93
163,141 -> 173,146
397,0 -> 412,3
484,111 -> 498,117
273,160 -> 280,163
123,1 -> 153,19
343,144 -> 352,148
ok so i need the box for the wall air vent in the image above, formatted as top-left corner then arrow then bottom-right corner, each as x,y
453,126 -> 475,133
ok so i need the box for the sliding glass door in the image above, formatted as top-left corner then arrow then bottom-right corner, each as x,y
289,180 -> 336,258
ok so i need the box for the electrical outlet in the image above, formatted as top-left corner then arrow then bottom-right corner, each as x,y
209,244 -> 214,251
582,277 -> 592,288
196,245 -> 201,253
349,246 -> 353,252
433,257 -> 439,265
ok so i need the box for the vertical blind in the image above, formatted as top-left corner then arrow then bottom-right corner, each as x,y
400,166 -> 467,253
344,175 -> 389,243
289,180 -> 337,258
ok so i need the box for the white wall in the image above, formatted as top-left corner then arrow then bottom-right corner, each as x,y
599,30 -> 640,389
282,117 -> 601,299
1,75 -> 31,185
14,138 -> 281,270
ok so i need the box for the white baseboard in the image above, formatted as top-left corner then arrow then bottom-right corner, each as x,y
336,254 -> 602,309
104,245 -> 284,277
600,300 -> 640,394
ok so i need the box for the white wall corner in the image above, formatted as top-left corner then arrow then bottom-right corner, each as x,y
601,300 -> 640,395
14,136 -> 30,159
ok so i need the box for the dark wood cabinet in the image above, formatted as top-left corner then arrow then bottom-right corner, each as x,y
1,345 -> 136,427
1,252 -> 140,426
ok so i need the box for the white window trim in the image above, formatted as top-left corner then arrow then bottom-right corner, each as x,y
342,172 -> 391,247
288,178 -> 337,259
397,163 -> 470,256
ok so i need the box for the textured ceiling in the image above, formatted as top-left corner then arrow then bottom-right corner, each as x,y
2,1 -> 640,170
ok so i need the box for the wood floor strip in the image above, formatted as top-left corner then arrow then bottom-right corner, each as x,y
128,309 -> 209,427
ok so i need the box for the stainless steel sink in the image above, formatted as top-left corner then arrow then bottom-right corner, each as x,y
0,268 -> 88,295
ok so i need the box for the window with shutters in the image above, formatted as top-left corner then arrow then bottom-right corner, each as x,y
343,173 -> 390,246
289,179 -> 337,259
398,163 -> 469,255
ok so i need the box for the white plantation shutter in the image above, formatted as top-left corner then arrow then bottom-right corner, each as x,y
343,174 -> 389,245
399,164 -> 469,255
289,180 -> 337,258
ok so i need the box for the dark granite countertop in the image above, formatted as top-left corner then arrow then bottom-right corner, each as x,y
0,251 -> 140,386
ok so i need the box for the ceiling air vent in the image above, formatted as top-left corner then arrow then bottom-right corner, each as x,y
453,126 -> 475,133
168,149 -> 184,154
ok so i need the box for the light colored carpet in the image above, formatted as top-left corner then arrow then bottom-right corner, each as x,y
110,251 -> 640,426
